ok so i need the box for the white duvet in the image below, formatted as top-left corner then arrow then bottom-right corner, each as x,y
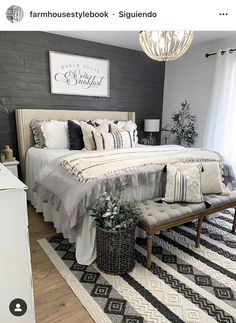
26,144 -> 188,264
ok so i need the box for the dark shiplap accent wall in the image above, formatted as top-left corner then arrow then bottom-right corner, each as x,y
0,31 -> 165,156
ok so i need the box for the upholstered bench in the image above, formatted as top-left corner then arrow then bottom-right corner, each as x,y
138,193 -> 236,269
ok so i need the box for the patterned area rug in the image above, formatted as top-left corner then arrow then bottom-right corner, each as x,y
38,210 -> 236,323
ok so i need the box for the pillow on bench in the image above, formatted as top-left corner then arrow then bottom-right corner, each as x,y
164,164 -> 203,203
175,162 -> 223,194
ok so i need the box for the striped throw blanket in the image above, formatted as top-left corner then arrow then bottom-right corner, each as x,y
60,147 -> 224,183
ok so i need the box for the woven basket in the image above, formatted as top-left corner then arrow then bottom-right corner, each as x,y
96,225 -> 135,275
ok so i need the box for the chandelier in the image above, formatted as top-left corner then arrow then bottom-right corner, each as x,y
139,31 -> 194,62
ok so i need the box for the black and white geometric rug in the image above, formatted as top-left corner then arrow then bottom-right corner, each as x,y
38,210 -> 236,323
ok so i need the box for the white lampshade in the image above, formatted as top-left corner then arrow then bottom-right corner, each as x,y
144,119 -> 160,132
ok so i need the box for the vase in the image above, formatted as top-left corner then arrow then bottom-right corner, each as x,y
176,137 -> 182,145
4,145 -> 14,161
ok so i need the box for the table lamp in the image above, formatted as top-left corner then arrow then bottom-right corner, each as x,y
144,119 -> 160,145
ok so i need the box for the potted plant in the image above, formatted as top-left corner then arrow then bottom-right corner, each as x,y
162,100 -> 198,146
89,193 -> 143,274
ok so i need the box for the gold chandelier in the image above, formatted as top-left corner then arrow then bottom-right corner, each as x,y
139,31 -> 194,62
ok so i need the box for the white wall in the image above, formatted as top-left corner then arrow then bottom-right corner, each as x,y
162,34 -> 236,147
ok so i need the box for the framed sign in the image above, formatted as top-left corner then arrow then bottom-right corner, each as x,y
49,51 -> 110,97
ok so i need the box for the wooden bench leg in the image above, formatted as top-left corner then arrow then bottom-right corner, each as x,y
196,217 -> 203,248
147,229 -> 153,269
232,208 -> 236,233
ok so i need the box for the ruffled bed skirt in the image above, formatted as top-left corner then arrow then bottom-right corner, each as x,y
29,189 -> 146,265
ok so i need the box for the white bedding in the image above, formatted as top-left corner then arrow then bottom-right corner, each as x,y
26,144 -> 186,199
26,147 -> 73,201
26,144 -> 187,264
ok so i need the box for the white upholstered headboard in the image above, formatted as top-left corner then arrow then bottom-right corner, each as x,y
15,108 -> 135,181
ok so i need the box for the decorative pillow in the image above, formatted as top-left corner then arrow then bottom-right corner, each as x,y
92,130 -> 135,150
68,120 -> 84,150
110,120 -> 138,143
93,118 -> 113,125
164,164 -> 203,203
176,162 -> 223,194
30,119 -> 45,148
87,120 -> 98,126
80,121 -> 109,150
72,120 -> 95,126
114,120 -> 128,127
41,120 -> 69,149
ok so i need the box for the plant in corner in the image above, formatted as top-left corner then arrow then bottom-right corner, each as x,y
162,100 -> 198,146
89,192 -> 143,274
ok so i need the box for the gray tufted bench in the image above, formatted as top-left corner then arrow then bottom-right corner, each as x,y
138,193 -> 236,269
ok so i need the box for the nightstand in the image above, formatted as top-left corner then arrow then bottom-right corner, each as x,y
2,160 -> 19,178
140,138 -> 156,145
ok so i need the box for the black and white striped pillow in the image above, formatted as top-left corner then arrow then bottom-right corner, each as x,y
110,121 -> 138,144
164,164 -> 203,203
92,130 -> 135,150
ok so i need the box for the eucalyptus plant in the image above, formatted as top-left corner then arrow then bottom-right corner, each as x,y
163,100 -> 198,146
89,193 -> 143,231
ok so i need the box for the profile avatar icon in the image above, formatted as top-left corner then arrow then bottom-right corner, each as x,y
14,303 -> 22,312
6,5 -> 24,23
9,298 -> 27,316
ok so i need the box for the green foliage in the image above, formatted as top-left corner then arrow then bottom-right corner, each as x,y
163,100 -> 198,146
0,98 -> 8,114
89,192 -> 143,231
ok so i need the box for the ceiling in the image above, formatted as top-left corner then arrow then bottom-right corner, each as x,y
50,31 -> 236,51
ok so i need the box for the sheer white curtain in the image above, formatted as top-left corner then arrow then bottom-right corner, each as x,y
204,49 -> 236,175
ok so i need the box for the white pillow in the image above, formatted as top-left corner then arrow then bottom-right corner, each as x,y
41,120 -> 69,149
80,121 -> 109,150
93,130 -> 135,150
110,120 -> 138,143
164,164 -> 203,203
176,162 -> 223,194
93,118 -> 113,125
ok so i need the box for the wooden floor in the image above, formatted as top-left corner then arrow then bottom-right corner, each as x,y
28,204 -> 94,323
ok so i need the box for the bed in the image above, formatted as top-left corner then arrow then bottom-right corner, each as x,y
15,108 -> 235,265
16,109 -> 140,263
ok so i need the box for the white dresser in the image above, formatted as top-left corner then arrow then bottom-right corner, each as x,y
0,163 -> 35,323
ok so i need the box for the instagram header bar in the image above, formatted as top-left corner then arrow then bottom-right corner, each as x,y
0,0 -> 235,30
